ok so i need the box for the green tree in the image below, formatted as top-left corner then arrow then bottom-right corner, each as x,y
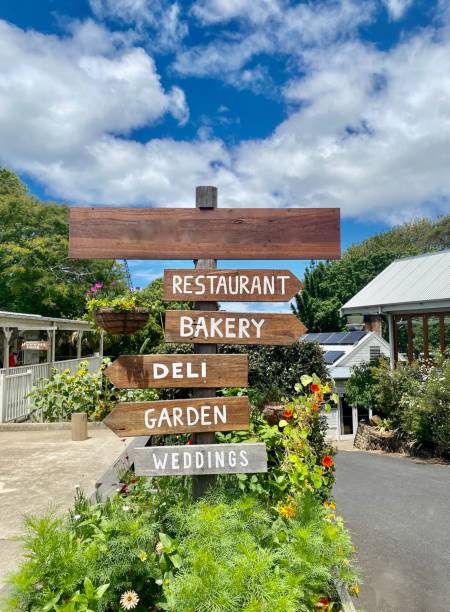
292,217 -> 450,332
0,168 -> 124,318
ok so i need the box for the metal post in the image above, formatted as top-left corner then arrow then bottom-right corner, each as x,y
192,186 -> 218,500
76,331 -> 83,359
387,314 -> 395,370
99,331 -> 104,359
2,327 -> 12,372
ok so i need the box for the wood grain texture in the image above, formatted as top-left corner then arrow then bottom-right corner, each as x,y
103,397 -> 250,437
163,269 -> 303,302
69,208 -> 340,260
164,310 -> 307,345
103,354 -> 248,388
133,442 -> 268,476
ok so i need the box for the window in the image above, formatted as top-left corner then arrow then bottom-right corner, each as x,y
369,345 -> 381,362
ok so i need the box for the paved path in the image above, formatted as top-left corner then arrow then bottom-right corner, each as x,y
0,427 -> 125,586
334,451 -> 450,612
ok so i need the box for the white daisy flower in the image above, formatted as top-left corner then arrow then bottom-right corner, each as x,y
120,590 -> 139,610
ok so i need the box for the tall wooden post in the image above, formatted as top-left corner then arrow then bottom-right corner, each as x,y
192,186 -> 218,499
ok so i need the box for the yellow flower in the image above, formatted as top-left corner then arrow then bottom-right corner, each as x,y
279,504 -> 295,519
323,501 -> 336,510
137,550 -> 148,562
323,383 -> 331,393
353,584 -> 359,595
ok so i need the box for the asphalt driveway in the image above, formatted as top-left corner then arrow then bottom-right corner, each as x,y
334,450 -> 450,612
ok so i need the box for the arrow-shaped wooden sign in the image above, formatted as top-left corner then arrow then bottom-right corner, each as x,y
133,442 -> 268,476
104,354 -> 248,389
164,311 -> 307,345
163,269 -> 303,302
103,397 -> 250,437
69,208 -> 340,260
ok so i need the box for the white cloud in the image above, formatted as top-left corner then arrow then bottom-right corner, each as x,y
191,0 -> 282,25
175,0 -> 374,86
89,0 -> 187,50
382,0 -> 414,21
0,19 -> 188,171
1,15 -> 450,225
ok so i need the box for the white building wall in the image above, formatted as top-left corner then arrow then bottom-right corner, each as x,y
336,333 -> 390,368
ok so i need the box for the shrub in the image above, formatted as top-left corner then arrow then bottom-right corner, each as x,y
162,492 -> 357,612
28,360 -> 158,422
217,375 -> 338,502
399,357 -> 450,456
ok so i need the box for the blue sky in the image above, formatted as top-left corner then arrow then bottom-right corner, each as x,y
0,0 -> 449,310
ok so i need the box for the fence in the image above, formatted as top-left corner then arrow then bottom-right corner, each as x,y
0,356 -> 102,423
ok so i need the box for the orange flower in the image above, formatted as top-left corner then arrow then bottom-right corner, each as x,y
279,504 -> 295,519
316,598 -> 330,610
317,394 -> 324,401
312,403 -> 320,413
283,409 -> 293,418
322,455 -> 334,468
310,383 -> 320,393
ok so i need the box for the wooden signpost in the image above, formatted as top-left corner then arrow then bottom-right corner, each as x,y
165,311 -> 307,345
104,354 -> 248,389
103,397 -> 250,437
133,442 -> 268,477
163,269 -> 303,302
69,185 -> 340,498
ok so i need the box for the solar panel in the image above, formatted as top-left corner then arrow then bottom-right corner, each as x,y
317,332 -> 334,343
341,331 -> 366,344
302,333 -> 321,342
323,350 -> 345,364
323,332 -> 348,344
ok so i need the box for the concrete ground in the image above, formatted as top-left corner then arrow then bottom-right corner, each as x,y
334,450 -> 450,612
0,427 -> 125,586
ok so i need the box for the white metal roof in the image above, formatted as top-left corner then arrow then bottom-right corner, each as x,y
341,250 -> 450,315
0,310 -> 93,331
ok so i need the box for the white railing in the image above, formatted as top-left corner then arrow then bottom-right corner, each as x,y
0,356 -> 102,423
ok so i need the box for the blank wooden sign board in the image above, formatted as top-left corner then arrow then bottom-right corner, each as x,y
164,269 -> 303,302
104,354 -> 248,389
103,397 -> 251,437
69,207 -> 340,260
133,443 -> 268,477
165,311 -> 307,345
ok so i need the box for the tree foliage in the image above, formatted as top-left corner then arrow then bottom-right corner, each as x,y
292,216 -> 450,332
0,168 -> 124,318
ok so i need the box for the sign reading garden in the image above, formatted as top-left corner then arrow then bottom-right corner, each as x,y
69,187 -> 340,496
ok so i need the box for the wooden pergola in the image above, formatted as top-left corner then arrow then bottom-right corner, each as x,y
341,251 -> 450,366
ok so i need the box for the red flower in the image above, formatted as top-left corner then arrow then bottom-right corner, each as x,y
130,479 -> 137,484
322,455 -> 334,469
316,597 -> 330,610
311,383 -> 320,393
283,409 -> 293,418
188,438 -> 193,445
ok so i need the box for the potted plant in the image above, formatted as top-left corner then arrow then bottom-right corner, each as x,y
86,283 -> 150,335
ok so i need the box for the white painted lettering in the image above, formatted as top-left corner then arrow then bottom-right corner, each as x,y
152,453 -> 168,469
144,409 -> 156,429
214,404 -> 227,424
187,406 -> 200,426
153,364 -> 169,379
228,450 -> 236,467
172,275 -> 183,295
180,316 -> 194,337
252,318 -> 265,338
239,449 -> 249,466
172,362 -> 183,378
201,405 -> 211,426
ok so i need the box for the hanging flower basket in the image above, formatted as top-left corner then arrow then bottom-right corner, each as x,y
93,307 -> 149,335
